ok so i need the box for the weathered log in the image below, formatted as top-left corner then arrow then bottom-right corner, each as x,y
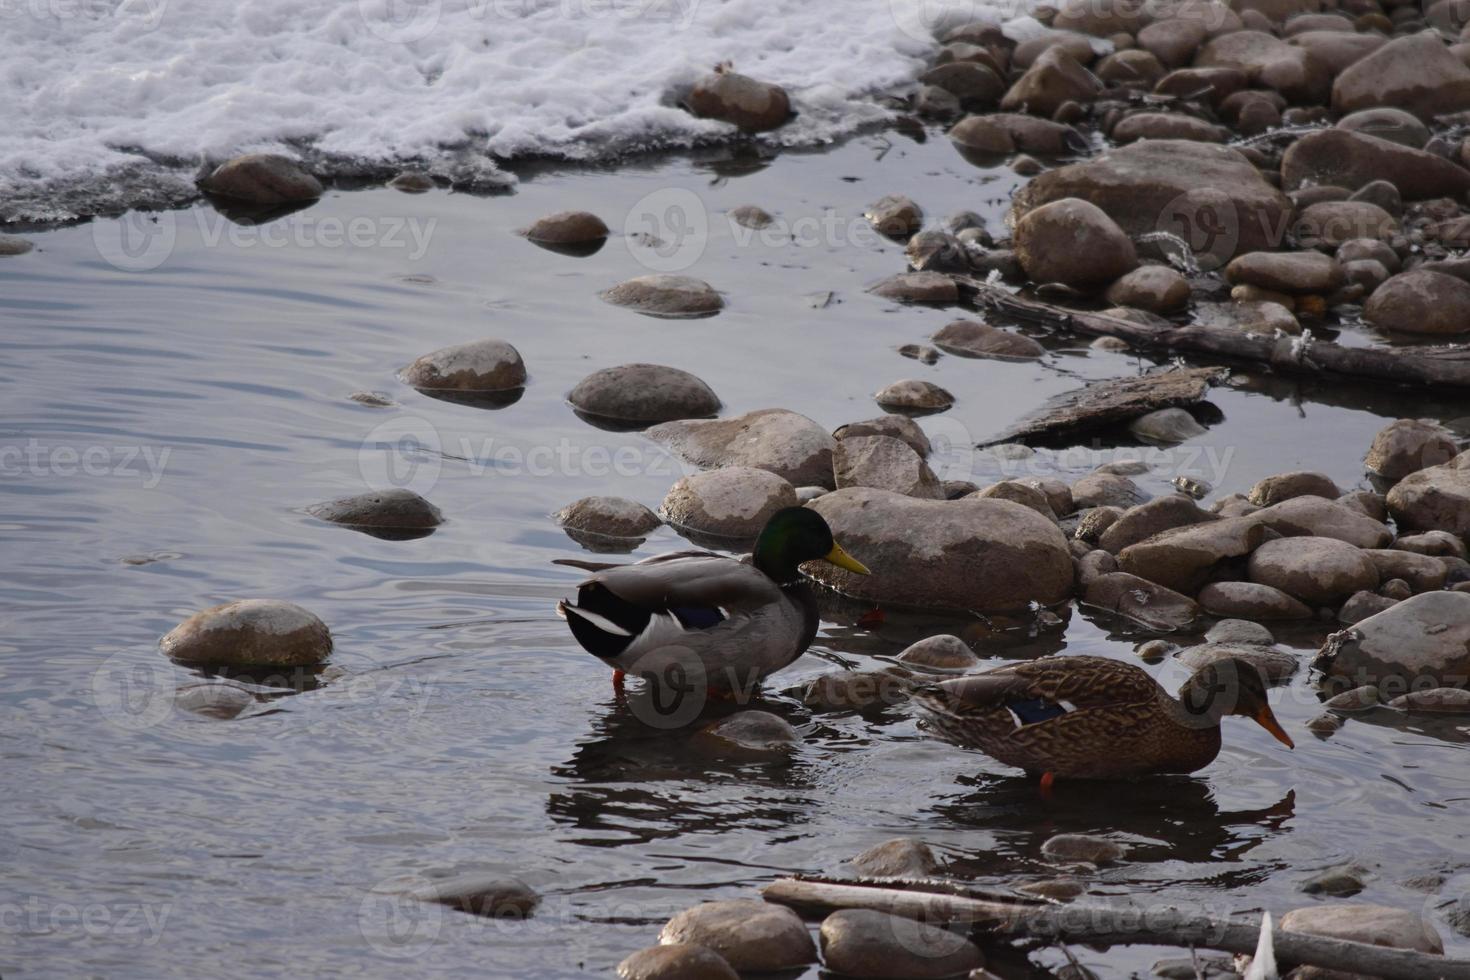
954,276 -> 1470,390
982,366 -> 1225,446
761,877 -> 1470,980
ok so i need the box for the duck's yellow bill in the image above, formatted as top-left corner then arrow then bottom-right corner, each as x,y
1254,705 -> 1295,749
825,541 -> 870,576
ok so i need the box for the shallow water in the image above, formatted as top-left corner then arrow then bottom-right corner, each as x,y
3,130 -> 1469,978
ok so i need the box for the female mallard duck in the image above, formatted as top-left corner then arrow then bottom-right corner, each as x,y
912,655 -> 1294,784
556,507 -> 869,693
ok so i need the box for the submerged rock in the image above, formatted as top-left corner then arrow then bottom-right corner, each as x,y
728,204 -> 774,229
518,210 -> 609,246
868,272 -> 958,304
694,711 -> 799,758
307,489 -> 444,537
646,409 -> 836,489
820,909 -> 984,979
1317,591 -> 1470,689
412,874 -> 540,918
849,837 -> 940,877
803,489 -> 1073,613
660,468 -> 796,541
897,634 -> 981,670
1085,572 -> 1200,631
173,680 -> 256,719
865,194 -> 923,238
601,275 -> 723,317
400,338 -> 527,395
1205,619 -> 1275,646
932,320 -> 1045,360
1177,641 -> 1299,683
687,69 -> 791,132
874,379 -> 955,415
659,900 -> 816,972
554,496 -> 661,538
617,944 -> 737,980
1127,408 -> 1207,445
198,153 -> 322,204
802,670 -> 911,713
569,364 -> 720,427
1041,833 -> 1126,866
160,599 -> 331,667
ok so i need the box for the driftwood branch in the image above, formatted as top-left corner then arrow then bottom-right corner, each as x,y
761,877 -> 1470,980
954,276 -> 1470,390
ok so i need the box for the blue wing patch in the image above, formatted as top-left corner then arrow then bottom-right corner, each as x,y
1005,698 -> 1071,727
670,606 -> 726,630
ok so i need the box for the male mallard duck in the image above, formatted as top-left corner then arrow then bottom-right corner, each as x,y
912,655 -> 1294,784
556,507 -> 869,693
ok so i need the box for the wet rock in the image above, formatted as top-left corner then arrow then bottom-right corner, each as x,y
1052,0 -> 1147,36
1012,140 -> 1289,266
1226,251 -> 1344,295
1365,550 -> 1448,593
1339,589 -> 1399,624
914,84 -> 962,120
1001,47 -> 1102,117
1282,129 -> 1470,201
795,486 -> 827,504
1393,530 -> 1467,560
1119,516 -> 1275,593
865,194 -> 923,238
1295,200 -> 1398,250
660,468 -> 796,540
869,272 -> 958,304
1154,66 -> 1248,103
1323,590 -> 1470,690
1196,30 -> 1329,104
1250,496 -> 1392,549
991,367 -> 1222,447
174,680 -> 255,719
412,874 -> 540,918
1382,578 -> 1413,602
1014,198 -> 1138,291
555,496 -> 661,538
802,670 -> 911,713
1099,496 -> 1216,554
1198,581 -> 1314,620
197,153 -> 322,204
1336,107 -> 1429,149
941,480 -> 978,500
659,899 -> 816,972
898,635 -> 982,670
1387,449 -> 1470,534
1072,472 -> 1149,510
1291,30 -> 1385,75
647,409 -> 836,489
569,364 -> 720,427
307,489 -> 444,535
920,62 -> 1005,108
834,416 -> 930,457
1085,572 -> 1200,630
388,172 -> 434,193
160,599 -> 331,667
1324,684 -> 1380,711
974,481 -> 1055,521
1017,878 -> 1086,901
728,205 -> 774,229
1364,270 -> 1470,336
1350,180 -> 1402,218
1041,834 -> 1126,866
849,838 -> 941,877
1206,619 -> 1275,646
949,113 -> 1084,157
400,338 -> 526,395
1136,638 -> 1175,663
1342,258 -> 1391,294
1280,904 -> 1443,954
1022,477 -> 1074,518
1339,490 -> 1389,522
1177,641 -> 1299,682
1332,31 -> 1470,123
518,210 -> 609,245
617,944 -> 737,980
1076,506 -> 1124,543
899,343 -> 942,365
1112,112 -> 1226,143
1249,536 -> 1379,606
1105,266 -> 1191,313
835,435 -> 943,499
0,234 -> 34,256
1197,298 -> 1300,336
1368,420 -> 1461,484
687,69 -> 791,132
601,275 -> 722,317
931,320 -> 1045,360
1138,19 -> 1207,70
1300,865 -> 1368,897
905,231 -> 968,273
1127,407 -> 1207,445
874,379 -> 955,415
803,489 -> 1074,612
1389,688 -> 1470,712
1152,954 -> 1237,979
820,909 -> 983,979
349,390 -> 394,407
695,711 -> 799,759
1077,550 -> 1118,590
1097,48 -> 1167,86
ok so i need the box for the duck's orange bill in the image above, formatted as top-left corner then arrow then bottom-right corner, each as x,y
1254,705 -> 1295,749
825,541 -> 870,576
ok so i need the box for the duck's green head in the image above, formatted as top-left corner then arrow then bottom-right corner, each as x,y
753,507 -> 870,583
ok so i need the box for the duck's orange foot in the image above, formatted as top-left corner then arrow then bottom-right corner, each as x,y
1039,771 -> 1056,801
612,669 -> 626,694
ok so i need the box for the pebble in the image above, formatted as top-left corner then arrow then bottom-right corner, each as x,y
348,390 -> 394,407
727,204 -> 773,229
931,319 -> 1045,360
1176,642 -> 1299,683
388,172 -> 435,193
865,194 -> 923,238
160,599 -> 331,667
659,900 -> 816,972
0,234 -> 35,256
518,210 -> 609,250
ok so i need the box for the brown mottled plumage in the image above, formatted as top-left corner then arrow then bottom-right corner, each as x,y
912,655 -> 1294,780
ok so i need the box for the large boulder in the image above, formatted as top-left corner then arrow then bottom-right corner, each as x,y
1010,141 -> 1291,268
1281,129 -> 1470,200
803,489 -> 1073,612
646,409 -> 836,488
1387,449 -> 1470,535
1013,198 -> 1138,291
1248,536 -> 1379,606
1366,419 -> 1459,481
1118,516 -> 1275,593
1364,271 -> 1470,336
160,599 -> 331,667
1195,30 -> 1329,104
1332,31 -> 1470,122
1317,591 -> 1470,690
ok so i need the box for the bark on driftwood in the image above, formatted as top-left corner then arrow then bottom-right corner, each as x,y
981,366 -> 1226,446
954,276 -> 1470,390
761,877 -> 1470,980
